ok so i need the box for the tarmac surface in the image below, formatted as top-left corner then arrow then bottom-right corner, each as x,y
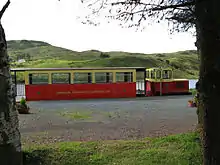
19,95 -> 197,143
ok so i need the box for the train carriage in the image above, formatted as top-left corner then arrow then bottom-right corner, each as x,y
145,67 -> 189,96
12,67 -> 142,101
11,67 -> 190,101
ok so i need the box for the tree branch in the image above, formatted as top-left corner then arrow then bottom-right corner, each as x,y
151,1 -> 195,11
166,16 -> 195,24
0,0 -> 10,20
80,0 -> 196,33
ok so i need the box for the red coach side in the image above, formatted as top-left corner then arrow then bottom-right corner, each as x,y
23,68 -> 138,101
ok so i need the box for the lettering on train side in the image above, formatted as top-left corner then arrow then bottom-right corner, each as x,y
56,90 -> 111,95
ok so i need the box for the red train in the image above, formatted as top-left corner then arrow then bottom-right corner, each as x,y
11,67 -> 190,101
145,67 -> 190,96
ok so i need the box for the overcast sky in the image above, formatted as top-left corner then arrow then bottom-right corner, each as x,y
1,0 -> 196,54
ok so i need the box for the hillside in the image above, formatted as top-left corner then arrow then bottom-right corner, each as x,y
8,40 -> 199,79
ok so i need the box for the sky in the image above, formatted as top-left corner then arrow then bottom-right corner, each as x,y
1,0 -> 196,54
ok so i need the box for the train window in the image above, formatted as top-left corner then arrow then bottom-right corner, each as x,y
156,70 -> 161,79
124,72 -> 133,82
73,72 -> 92,84
52,73 -> 70,84
116,72 -> 133,82
151,71 -> 155,79
162,70 -> 172,79
29,73 -> 49,84
169,70 -> 173,79
116,72 -> 124,82
136,72 -> 145,80
146,71 -> 149,78
95,72 -> 113,83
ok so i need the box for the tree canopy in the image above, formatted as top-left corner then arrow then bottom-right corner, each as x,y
80,0 -> 195,33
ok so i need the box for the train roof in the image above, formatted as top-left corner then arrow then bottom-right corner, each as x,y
146,67 -> 172,70
11,67 -> 147,72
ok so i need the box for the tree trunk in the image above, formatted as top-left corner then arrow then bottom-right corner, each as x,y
196,0 -> 220,164
195,21 -> 203,127
0,1 -> 22,165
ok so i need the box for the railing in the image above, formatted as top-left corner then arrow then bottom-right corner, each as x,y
16,83 -> 25,96
189,79 -> 198,89
14,83 -> 25,102
136,80 -> 145,95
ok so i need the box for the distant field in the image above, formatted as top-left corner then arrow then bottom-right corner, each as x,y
8,40 -> 199,79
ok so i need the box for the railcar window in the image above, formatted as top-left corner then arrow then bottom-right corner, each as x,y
29,73 -> 49,84
52,73 -> 70,84
116,72 -> 133,82
146,71 -> 149,78
136,72 -> 145,80
106,72 -> 113,82
169,70 -> 173,79
151,71 -> 155,79
156,70 -> 161,79
73,72 -> 92,84
116,72 -> 124,82
124,72 -> 133,82
162,70 -> 172,79
95,72 -> 113,83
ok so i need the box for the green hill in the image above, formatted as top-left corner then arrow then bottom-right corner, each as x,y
8,40 -> 199,79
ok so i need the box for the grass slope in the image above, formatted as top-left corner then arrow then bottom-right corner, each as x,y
8,40 -> 199,79
23,132 -> 202,165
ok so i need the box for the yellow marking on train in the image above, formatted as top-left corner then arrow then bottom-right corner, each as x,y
56,91 -> 72,94
24,69 -> 136,85
56,90 -> 111,95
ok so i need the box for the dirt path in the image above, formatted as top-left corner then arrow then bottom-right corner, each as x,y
19,96 -> 197,144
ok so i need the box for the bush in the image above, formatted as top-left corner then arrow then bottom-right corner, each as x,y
165,60 -> 170,64
17,97 -> 30,114
100,53 -> 110,58
20,97 -> 26,106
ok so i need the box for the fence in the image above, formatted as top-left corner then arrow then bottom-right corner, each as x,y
136,80 -> 145,95
14,84 -> 25,102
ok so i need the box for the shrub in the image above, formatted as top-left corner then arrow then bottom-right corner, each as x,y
17,97 -> 30,114
100,53 -> 110,58
20,97 -> 26,106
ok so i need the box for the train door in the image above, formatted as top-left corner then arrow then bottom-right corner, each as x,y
136,69 -> 146,96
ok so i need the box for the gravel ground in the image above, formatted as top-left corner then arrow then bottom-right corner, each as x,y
19,95 -> 197,144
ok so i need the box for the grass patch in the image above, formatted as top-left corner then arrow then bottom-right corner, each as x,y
60,111 -> 92,120
23,132 -> 202,165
